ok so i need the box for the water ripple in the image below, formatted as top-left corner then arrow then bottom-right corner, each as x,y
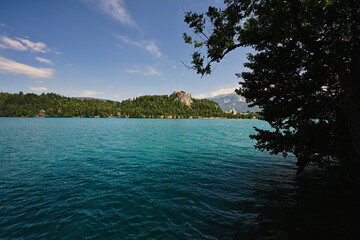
1,118 -> 359,239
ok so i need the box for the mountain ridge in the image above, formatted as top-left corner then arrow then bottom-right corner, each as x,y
207,92 -> 260,113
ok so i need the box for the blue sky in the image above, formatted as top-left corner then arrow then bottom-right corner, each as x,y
0,0 -> 250,100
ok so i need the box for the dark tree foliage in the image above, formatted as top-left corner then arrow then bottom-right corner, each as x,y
184,0 -> 360,173
0,92 -> 259,119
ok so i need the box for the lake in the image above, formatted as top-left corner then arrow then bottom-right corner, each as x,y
0,118 -> 358,239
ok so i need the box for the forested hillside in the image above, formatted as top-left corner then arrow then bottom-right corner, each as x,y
0,92 -> 255,118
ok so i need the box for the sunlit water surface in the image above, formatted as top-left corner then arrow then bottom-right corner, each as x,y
0,118 -> 359,239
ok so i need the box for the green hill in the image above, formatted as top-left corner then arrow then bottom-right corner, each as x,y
0,92 -> 228,118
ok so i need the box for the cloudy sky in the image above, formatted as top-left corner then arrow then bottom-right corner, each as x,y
0,0 -> 250,100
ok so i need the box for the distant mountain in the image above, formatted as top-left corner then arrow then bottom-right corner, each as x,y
207,92 -> 260,113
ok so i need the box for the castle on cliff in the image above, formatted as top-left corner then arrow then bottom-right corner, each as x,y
171,91 -> 193,107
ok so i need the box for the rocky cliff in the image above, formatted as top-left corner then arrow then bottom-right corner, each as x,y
171,91 -> 193,107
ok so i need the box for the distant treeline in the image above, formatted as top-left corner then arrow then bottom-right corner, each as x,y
0,92 -> 261,119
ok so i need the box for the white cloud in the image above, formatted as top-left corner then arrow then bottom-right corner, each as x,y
29,86 -> 48,92
116,35 -> 162,58
126,67 -> 162,76
0,35 -> 49,53
144,42 -> 161,58
17,38 -> 48,53
80,90 -> 105,97
0,35 -> 27,51
34,80 -> 44,83
0,56 -> 55,78
143,67 -> 162,76
126,69 -> 140,74
194,86 -> 238,99
116,35 -> 140,46
35,57 -> 52,65
84,0 -> 136,27
0,22 -> 7,27
101,0 -> 136,27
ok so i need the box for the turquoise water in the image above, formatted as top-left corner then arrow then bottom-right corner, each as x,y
0,118 -> 358,239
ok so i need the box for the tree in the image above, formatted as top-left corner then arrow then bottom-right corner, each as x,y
184,0 -> 360,173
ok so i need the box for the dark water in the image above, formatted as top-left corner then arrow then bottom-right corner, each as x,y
0,118 -> 359,239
